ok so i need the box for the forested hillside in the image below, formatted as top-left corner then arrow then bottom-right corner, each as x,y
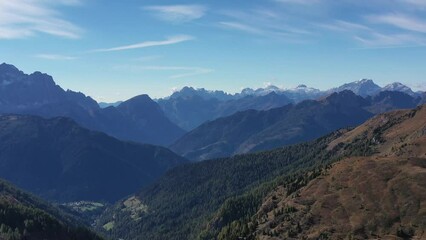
0,179 -> 102,240
97,128 -> 351,239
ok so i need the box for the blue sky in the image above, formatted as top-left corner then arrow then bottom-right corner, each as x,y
1,0 -> 426,101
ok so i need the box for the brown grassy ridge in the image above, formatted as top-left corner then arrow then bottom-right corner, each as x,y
254,105 -> 426,240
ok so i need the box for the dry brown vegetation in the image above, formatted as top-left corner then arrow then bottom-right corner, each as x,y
255,105 -> 426,239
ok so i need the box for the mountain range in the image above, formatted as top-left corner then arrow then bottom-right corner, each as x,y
0,115 -> 186,203
157,79 -> 424,131
1,63 -> 424,143
98,101 -> 123,108
0,63 -> 185,146
158,91 -> 292,130
171,90 -> 424,161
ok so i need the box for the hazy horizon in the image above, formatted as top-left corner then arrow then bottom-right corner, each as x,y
3,62 -> 426,103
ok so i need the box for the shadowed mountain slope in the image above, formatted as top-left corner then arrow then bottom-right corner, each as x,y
158,91 -> 292,131
171,91 -> 374,161
172,90 -> 423,161
0,115 -> 187,203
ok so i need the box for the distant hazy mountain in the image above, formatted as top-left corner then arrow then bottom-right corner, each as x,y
329,79 -> 423,99
382,82 -> 416,96
239,84 -> 282,96
0,179 -> 102,240
98,101 -> 123,108
327,79 -> 382,97
171,90 -> 375,161
420,92 -> 426,104
168,86 -> 236,101
280,84 -> 324,102
164,80 -> 418,104
159,81 -> 421,131
0,115 -> 187,202
157,94 -> 221,131
366,90 -> 422,113
238,84 -> 323,102
219,92 -> 292,117
158,91 -> 292,130
167,84 -> 323,103
157,84 -> 318,131
171,90 -> 422,161
0,63 -> 185,146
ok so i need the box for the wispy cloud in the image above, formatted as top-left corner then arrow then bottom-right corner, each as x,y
274,0 -> 320,5
218,9 -> 311,41
319,16 -> 426,47
318,20 -> 372,32
0,0 -> 83,39
134,55 -> 163,62
354,32 -> 424,46
270,0 -> 426,47
114,65 -> 213,79
135,66 -> 213,79
92,35 -> 194,52
367,13 -> 426,33
219,22 -> 264,35
350,44 -> 426,50
161,66 -> 213,79
144,5 -> 207,24
412,82 -> 426,91
51,0 -> 83,6
400,0 -> 426,8
35,54 -> 77,60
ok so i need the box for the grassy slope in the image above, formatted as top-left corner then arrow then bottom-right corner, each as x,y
250,105 -> 426,239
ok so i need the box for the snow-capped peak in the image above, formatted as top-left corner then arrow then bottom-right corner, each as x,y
382,82 -> 414,96
329,79 -> 381,97
356,78 -> 374,84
